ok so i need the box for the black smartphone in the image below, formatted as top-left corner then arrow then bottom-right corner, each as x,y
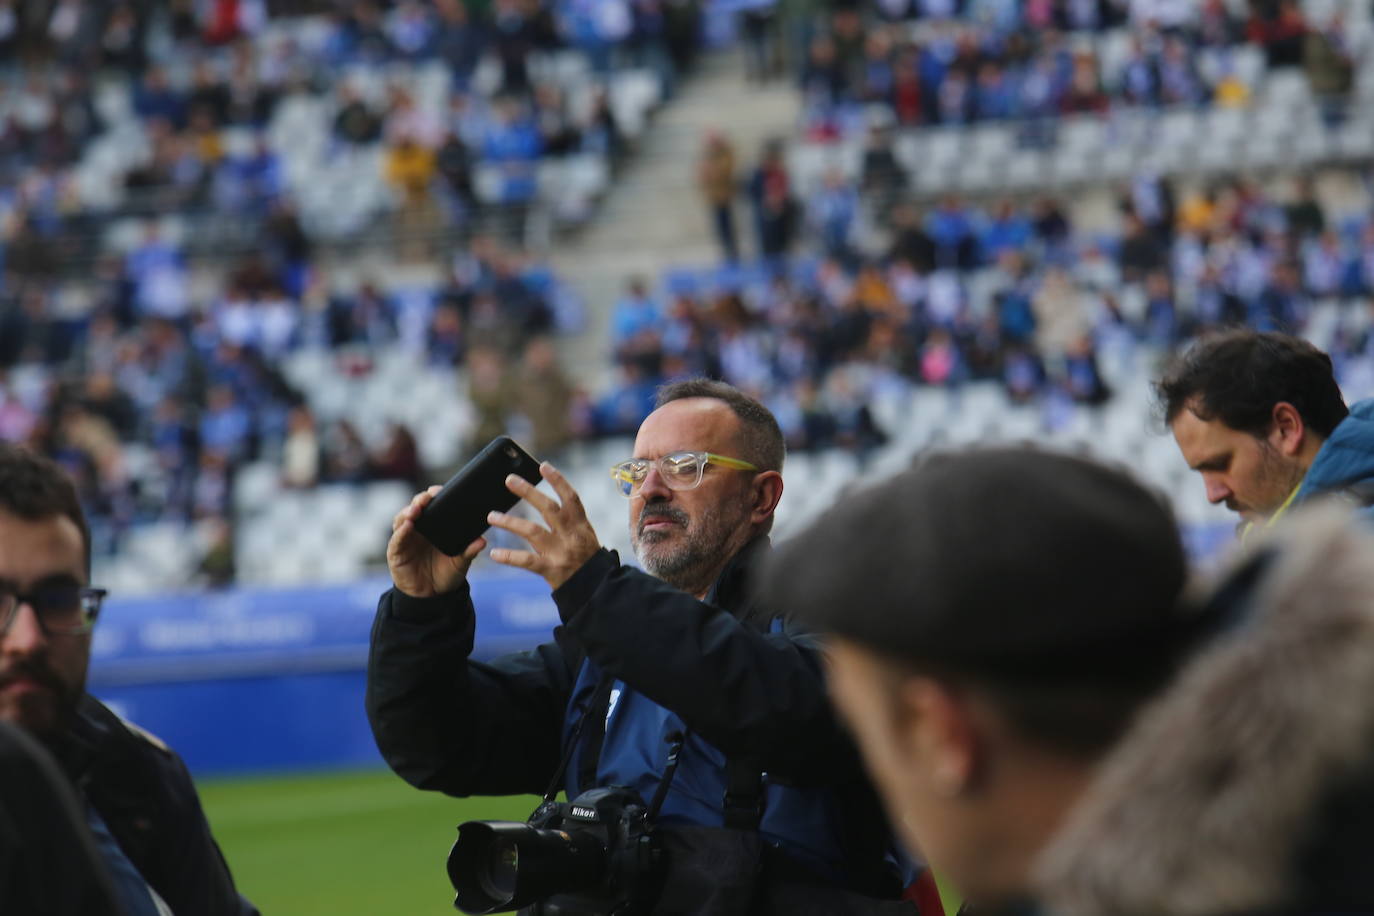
414,436 -> 542,556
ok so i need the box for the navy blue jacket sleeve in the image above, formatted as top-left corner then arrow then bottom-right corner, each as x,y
551,550 -> 855,783
365,585 -> 579,797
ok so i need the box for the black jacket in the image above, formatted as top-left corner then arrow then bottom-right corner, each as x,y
366,538 -> 905,898
57,695 -> 258,916
0,719 -> 122,915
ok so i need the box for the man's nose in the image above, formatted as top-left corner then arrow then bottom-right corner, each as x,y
2,603 -> 48,656
1203,475 -> 1231,505
637,466 -> 672,501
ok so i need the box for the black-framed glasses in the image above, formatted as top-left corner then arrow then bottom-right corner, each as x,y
610,451 -> 759,497
0,587 -> 107,636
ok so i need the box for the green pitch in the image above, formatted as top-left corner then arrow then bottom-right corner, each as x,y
199,768 -> 961,915
198,768 -> 538,915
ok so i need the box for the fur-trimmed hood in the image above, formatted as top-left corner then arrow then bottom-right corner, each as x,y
1035,506 -> 1374,916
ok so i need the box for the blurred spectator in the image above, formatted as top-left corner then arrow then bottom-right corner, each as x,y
1060,53 -> 1107,114
196,516 -> 237,588
594,360 -> 658,435
215,134 -> 283,216
427,301 -> 467,367
1061,334 -> 1110,404
191,449 -> 232,519
482,96 -> 543,241
329,280 -> 397,347
697,131 -> 739,262
748,139 -> 798,260
124,222 -> 190,321
1286,177 -> 1326,238
434,0 -> 486,88
1305,13 -> 1355,127
134,65 -> 188,129
322,419 -> 370,483
808,169 -> 857,260
199,384 -> 252,463
465,345 -> 516,455
611,276 -> 663,347
1247,0 -> 1307,69
1118,210 -> 1167,281
188,60 -> 231,126
513,337 -> 574,458
372,421 -> 423,491
858,125 -> 905,215
740,0 -> 779,83
281,405 -> 321,489
333,84 -> 385,146
384,130 -> 440,246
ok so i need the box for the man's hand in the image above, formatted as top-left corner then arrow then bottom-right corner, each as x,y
387,486 -> 485,598
487,463 -> 600,591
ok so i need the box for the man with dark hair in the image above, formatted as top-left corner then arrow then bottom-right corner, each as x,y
1155,329 -> 1374,534
763,449 -> 1374,913
0,443 -> 256,916
368,379 -> 917,913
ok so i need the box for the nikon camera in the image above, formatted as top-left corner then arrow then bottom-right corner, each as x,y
448,786 -> 664,915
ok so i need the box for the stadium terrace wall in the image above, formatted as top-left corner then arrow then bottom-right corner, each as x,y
91,521 -> 1235,777
88,569 -> 561,776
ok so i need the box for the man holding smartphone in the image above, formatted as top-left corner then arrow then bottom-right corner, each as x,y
366,379 -> 918,914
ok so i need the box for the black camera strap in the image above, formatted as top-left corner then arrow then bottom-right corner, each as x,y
541,672 -> 615,803
723,756 -> 765,830
645,731 -> 686,825
545,671 -> 689,828
575,675 -> 617,794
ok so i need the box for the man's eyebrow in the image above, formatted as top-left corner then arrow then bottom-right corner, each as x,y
1191,453 -> 1230,472
32,574 -> 84,589
0,574 -> 83,593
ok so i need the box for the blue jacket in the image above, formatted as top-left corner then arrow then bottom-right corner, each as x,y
1294,398 -> 1374,520
366,538 -> 905,899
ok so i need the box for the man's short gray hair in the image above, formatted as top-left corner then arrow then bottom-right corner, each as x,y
655,379 -> 785,473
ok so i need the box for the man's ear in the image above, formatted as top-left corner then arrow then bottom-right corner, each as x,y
1269,401 -> 1308,457
897,677 -> 981,798
750,470 -> 784,526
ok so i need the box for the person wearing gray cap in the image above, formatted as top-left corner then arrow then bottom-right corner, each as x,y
761,447 -> 1374,915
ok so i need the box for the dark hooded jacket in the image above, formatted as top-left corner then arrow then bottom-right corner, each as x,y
57,695 -> 258,916
367,538 -> 911,905
1293,397 -> 1374,520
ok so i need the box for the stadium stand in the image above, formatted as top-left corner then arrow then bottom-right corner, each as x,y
2,0 -> 1373,594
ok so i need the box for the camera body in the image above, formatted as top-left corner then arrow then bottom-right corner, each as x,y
450,786 -> 664,916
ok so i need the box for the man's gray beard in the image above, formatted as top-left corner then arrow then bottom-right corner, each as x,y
633,501 -> 743,594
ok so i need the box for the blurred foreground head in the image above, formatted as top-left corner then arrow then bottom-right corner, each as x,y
763,449 -> 1193,906
764,448 -> 1374,913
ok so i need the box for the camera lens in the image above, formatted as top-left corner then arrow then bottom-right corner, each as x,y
480,839 -> 518,901
451,820 -> 607,914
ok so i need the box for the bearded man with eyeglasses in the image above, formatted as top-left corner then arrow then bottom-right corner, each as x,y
367,379 -> 921,915
0,444 -> 257,916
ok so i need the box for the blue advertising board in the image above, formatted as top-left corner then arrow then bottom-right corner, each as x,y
88,571 -> 561,776
89,521 -> 1238,777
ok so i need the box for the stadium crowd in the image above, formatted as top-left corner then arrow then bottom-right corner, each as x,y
771,0 -> 1357,140
0,0 -> 690,572
0,228 -> 575,562
3,0 -> 1372,588
670,142 -> 1374,453
0,0 -> 699,274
